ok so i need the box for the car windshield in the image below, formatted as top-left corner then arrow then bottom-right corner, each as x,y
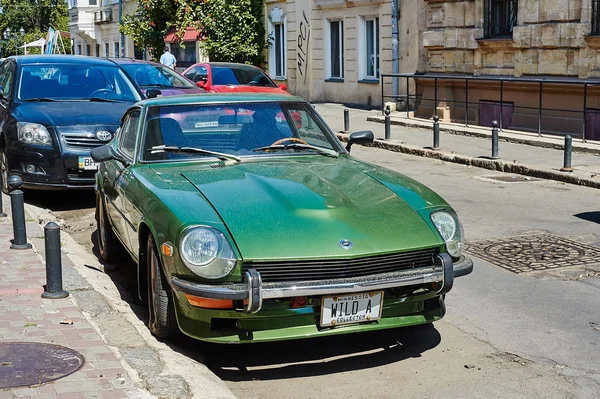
121,63 -> 196,89
18,64 -> 141,102
141,101 -> 340,162
211,66 -> 277,87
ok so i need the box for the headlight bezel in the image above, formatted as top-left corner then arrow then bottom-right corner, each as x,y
178,225 -> 237,280
430,209 -> 464,259
17,122 -> 52,147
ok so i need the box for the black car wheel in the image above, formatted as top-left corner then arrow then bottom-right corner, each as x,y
147,235 -> 178,339
0,147 -> 8,195
96,192 -> 127,262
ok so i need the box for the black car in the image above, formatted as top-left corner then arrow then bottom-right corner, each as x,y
107,58 -> 204,98
0,55 -> 142,192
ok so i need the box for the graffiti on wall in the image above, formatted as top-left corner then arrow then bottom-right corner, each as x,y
297,10 -> 310,83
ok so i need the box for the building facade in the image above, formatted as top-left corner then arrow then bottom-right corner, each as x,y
416,0 -> 600,139
264,0 -> 409,107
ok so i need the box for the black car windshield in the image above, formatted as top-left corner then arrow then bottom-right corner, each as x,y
121,63 -> 196,89
211,66 -> 278,87
141,102 -> 340,162
18,64 -> 141,102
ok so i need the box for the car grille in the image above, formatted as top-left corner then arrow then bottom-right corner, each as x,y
63,133 -> 104,149
242,247 -> 440,283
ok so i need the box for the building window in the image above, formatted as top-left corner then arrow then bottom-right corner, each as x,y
86,44 -> 91,56
485,0 -> 518,38
105,43 -> 109,57
359,16 -> 379,80
593,0 -> 600,35
326,20 -> 344,79
114,41 -> 119,58
268,7 -> 286,79
95,43 -> 100,56
77,44 -> 81,55
89,0 -> 96,5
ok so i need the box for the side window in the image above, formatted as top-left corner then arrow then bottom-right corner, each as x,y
184,66 -> 198,81
119,111 -> 140,159
0,62 -> 15,98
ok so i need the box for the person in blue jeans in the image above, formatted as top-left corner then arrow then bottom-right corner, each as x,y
160,47 -> 177,70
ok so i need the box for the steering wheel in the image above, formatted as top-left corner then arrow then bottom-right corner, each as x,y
270,137 -> 308,146
89,88 -> 116,97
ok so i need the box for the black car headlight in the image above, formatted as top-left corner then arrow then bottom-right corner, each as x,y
179,226 -> 236,279
17,122 -> 52,146
430,210 -> 464,258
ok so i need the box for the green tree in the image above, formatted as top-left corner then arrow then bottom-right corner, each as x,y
120,0 -> 267,66
0,0 -> 70,56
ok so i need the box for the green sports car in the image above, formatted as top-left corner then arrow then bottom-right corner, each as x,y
91,93 -> 473,343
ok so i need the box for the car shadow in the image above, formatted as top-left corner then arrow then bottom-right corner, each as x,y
24,189 -> 96,211
573,211 -> 600,224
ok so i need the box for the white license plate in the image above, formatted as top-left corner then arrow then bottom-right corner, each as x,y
320,290 -> 384,327
78,156 -> 98,170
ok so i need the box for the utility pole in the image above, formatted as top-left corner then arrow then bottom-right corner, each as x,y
119,0 -> 124,57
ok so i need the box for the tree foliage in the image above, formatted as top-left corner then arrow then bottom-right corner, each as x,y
0,0 -> 70,56
120,0 -> 267,66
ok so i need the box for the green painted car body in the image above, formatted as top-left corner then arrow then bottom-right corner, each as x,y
92,93 -> 473,343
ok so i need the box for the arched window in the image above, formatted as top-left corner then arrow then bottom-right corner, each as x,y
485,0 -> 518,38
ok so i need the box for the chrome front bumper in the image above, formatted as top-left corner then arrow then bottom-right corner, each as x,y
171,253 -> 473,314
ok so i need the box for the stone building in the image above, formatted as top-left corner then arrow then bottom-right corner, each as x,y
416,0 -> 600,139
264,0 -> 413,107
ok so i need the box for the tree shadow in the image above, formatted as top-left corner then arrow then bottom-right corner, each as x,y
573,212 -> 600,225
24,189 -> 95,212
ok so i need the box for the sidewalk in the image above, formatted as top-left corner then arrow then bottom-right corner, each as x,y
313,103 -> 600,189
0,199 -> 148,398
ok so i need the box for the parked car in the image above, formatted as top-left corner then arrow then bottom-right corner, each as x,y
91,93 -> 473,343
182,62 -> 289,94
109,58 -> 205,98
0,55 -> 142,193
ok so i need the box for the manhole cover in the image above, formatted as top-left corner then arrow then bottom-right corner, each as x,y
465,233 -> 600,274
0,342 -> 85,389
477,175 -> 542,183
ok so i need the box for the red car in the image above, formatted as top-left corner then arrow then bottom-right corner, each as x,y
182,62 -> 289,94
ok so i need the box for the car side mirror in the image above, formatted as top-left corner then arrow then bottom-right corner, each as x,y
279,83 -> 287,91
0,87 -> 4,99
197,81 -> 205,88
91,145 -> 129,165
146,89 -> 162,99
345,130 -> 374,152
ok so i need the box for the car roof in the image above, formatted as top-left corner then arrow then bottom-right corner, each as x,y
13,54 -> 122,67
139,92 -> 305,107
204,62 -> 264,70
107,58 -> 162,67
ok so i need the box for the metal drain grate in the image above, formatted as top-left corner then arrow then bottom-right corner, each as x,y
477,175 -> 542,183
465,233 -> 600,273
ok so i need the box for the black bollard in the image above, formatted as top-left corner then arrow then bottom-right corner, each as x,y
491,120 -> 500,159
8,176 -> 32,250
384,106 -> 391,140
433,115 -> 440,150
561,135 -> 573,172
343,108 -> 350,133
0,172 -> 6,218
41,222 -> 69,299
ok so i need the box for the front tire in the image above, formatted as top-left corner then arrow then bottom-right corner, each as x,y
147,235 -> 178,339
95,192 -> 127,262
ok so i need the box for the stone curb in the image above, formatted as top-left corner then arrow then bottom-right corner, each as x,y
366,115 -> 600,155
336,133 -> 600,189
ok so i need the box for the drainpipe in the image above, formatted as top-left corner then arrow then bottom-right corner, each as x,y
119,0 -> 124,57
391,0 -> 399,102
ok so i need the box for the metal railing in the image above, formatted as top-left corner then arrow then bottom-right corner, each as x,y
381,73 -> 600,141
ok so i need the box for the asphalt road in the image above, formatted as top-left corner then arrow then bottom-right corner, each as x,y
23,144 -> 600,398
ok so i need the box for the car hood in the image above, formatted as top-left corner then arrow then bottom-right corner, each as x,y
141,87 -> 203,97
171,157 -> 443,260
210,85 -> 289,94
14,101 -> 132,127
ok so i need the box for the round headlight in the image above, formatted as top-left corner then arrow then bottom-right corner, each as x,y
179,226 -> 236,279
430,210 -> 463,258
17,122 -> 52,146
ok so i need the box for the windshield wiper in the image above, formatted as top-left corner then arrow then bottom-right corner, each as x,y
253,143 -> 339,158
149,145 -> 241,163
22,97 -> 56,102
89,97 -> 120,102
140,84 -> 173,89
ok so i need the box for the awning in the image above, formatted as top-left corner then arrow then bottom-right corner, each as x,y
20,37 -> 46,49
164,27 -> 202,43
